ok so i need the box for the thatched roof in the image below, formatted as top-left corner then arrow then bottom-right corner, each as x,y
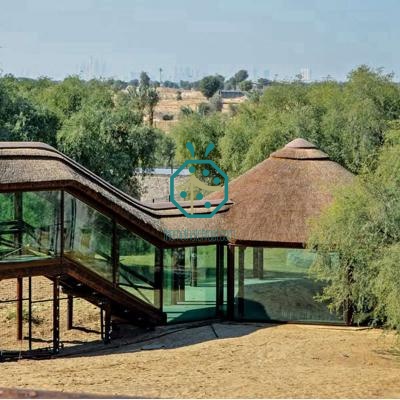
161,138 -> 354,246
0,142 -> 229,246
0,139 -> 353,247
223,138 -> 353,245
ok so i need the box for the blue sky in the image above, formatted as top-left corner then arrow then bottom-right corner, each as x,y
0,0 -> 398,81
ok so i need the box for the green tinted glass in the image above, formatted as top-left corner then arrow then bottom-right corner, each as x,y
234,247 -> 341,323
64,193 -> 113,281
118,225 -> 160,307
163,246 -> 217,323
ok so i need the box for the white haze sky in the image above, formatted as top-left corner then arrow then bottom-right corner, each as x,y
0,0 -> 399,81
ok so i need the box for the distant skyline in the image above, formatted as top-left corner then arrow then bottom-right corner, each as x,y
0,0 -> 399,82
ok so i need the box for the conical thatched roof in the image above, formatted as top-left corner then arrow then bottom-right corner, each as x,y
205,138 -> 354,245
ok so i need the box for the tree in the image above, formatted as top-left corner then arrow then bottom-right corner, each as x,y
172,113 -> 226,165
139,71 -> 151,88
308,126 -> 400,328
146,87 -> 159,127
209,93 -> 223,112
239,80 -> 253,91
225,69 -> 249,89
199,75 -> 223,99
256,78 -> 271,89
218,66 -> 400,178
57,102 -> 159,197
233,69 -> 248,84
0,77 -> 60,145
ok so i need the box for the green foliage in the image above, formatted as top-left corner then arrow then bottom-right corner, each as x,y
218,67 -> 400,177
172,113 -> 226,164
57,100 -> 160,197
199,75 -> 223,99
239,80 -> 253,91
225,69 -> 249,89
209,93 -> 223,112
0,78 -> 59,145
308,128 -> 400,328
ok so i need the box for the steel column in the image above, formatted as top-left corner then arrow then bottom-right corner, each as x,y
227,244 -> 235,319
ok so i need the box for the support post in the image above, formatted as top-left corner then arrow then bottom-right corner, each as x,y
52,278 -> 60,355
258,248 -> 264,280
14,192 -> 23,255
171,249 -> 178,305
16,277 -> 23,341
28,277 -> 32,350
100,307 -> 104,340
227,244 -> 235,319
67,295 -> 73,330
238,247 -> 245,318
253,248 -> 259,278
177,248 -> 185,302
190,246 -> 198,287
60,191 -> 65,261
103,304 -> 112,344
172,248 -> 185,304
216,244 -> 224,316
154,248 -> 163,310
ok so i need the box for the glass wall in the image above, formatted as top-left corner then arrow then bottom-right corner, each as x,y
163,245 -> 217,323
0,191 -> 61,262
234,247 -> 341,323
64,193 -> 113,281
118,225 -> 160,307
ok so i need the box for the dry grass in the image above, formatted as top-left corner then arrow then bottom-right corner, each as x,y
154,87 -> 245,133
0,323 -> 399,398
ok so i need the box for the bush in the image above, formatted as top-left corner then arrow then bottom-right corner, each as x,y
162,114 -> 174,121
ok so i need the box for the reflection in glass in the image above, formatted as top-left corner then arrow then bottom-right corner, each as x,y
163,246 -> 217,322
118,226 -> 159,307
0,191 -> 61,262
64,193 -> 113,281
234,247 -> 341,322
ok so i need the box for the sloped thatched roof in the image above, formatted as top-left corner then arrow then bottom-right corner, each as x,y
162,138 -> 354,246
223,138 -> 353,245
0,139 -> 353,247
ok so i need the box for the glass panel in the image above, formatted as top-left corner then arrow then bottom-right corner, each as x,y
0,193 -> 16,261
64,193 -> 113,281
0,191 -> 61,262
234,247 -> 341,323
163,246 -> 217,323
118,226 -> 159,307
23,191 -> 61,258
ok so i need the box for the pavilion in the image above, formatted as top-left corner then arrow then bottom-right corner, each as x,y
0,138 -> 353,354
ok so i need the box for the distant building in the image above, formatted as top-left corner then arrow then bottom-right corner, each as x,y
137,168 -> 190,202
219,90 -> 245,99
300,68 -> 311,82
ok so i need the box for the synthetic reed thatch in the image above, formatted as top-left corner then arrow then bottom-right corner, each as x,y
162,138 -> 354,246
0,139 -> 353,247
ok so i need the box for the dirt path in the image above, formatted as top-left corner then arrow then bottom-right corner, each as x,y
0,323 -> 399,398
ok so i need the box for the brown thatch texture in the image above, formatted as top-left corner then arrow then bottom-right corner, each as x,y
0,143 -> 229,245
162,138 -> 354,245
0,139 -> 353,246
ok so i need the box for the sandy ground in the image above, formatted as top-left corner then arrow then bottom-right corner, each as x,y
0,277 -> 101,351
0,323 -> 399,398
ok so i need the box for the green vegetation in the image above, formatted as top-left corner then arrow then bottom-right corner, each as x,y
0,73 -> 165,197
173,66 -> 400,179
2,65 -> 400,330
198,75 -> 224,99
308,124 -> 400,329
